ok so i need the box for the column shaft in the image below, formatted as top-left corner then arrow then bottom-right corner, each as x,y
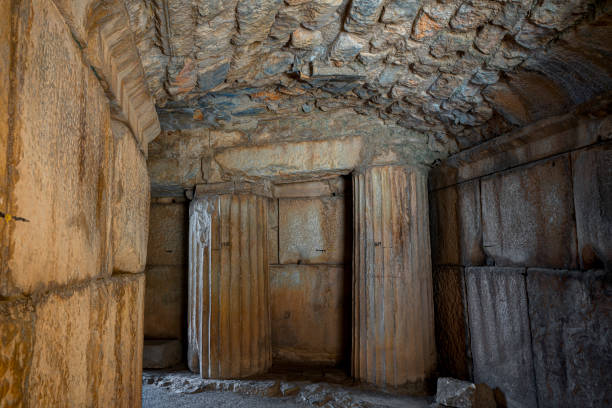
352,166 -> 436,389
188,194 -> 271,379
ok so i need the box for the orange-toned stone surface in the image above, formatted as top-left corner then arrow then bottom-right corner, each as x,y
352,166 -> 435,390
0,275 -> 145,407
112,121 -> 150,273
270,264 -> 348,365
188,194 -> 271,379
2,0 -> 113,296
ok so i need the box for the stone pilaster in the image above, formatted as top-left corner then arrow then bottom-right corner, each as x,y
188,192 -> 271,379
352,165 -> 436,390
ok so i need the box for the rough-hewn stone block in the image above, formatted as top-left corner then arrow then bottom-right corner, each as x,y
279,196 -> 347,264
270,264 -> 347,364
112,121 -> 150,273
526,268 -> 612,408
144,265 -> 185,339
0,299 -> 34,408
572,144 -> 612,269
465,267 -> 537,408
481,155 -> 577,269
26,274 -> 144,407
147,202 -> 188,266
430,180 -> 484,266
3,0 -> 113,296
432,266 -> 471,381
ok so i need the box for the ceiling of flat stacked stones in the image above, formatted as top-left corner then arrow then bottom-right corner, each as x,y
124,0 -> 612,153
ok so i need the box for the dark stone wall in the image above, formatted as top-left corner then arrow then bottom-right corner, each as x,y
429,111 -> 612,408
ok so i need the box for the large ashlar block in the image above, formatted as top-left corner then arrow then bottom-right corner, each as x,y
2,0 -> 113,296
352,166 -> 436,390
481,155 -> 577,269
572,144 -> 612,269
188,194 -> 271,379
465,267 -> 537,408
432,266 -> 471,380
144,265 -> 185,339
527,268 -> 612,408
112,121 -> 150,273
147,202 -> 188,266
0,299 -> 35,408
270,264 -> 348,364
214,136 -> 363,178
0,275 -> 144,407
279,196 -> 347,264
430,180 -> 485,266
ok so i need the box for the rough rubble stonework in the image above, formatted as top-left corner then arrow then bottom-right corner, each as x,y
124,0 -> 612,163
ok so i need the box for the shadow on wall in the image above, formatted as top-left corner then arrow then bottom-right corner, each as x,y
429,108 -> 612,408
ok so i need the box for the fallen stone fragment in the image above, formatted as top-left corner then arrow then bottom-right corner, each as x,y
435,377 -> 476,408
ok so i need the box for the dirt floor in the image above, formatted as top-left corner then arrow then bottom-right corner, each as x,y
142,366 -> 432,408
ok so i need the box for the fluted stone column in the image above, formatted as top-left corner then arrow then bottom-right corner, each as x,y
188,192 -> 271,379
352,165 -> 436,390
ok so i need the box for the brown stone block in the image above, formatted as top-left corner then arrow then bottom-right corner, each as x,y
3,0 -> 113,296
112,121 -> 150,273
481,155 -> 577,269
0,299 -> 34,408
432,266 -> 471,381
430,180 -> 484,266
270,264 -> 348,364
0,0 -> 10,241
147,202 -> 188,266
572,144 -> 612,269
279,196 -> 347,265
26,274 -> 144,407
144,265 -> 185,339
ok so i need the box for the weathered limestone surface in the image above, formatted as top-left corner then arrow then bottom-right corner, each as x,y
2,0 -> 113,296
526,268 -> 612,408
572,144 -> 612,269
147,201 -> 188,266
0,274 -> 145,407
112,121 -> 150,273
188,194 -> 271,379
144,265 -> 185,339
0,299 -> 34,408
268,198 -> 279,264
481,155 -> 577,269
430,179 -> 484,266
432,266 -> 471,381
270,264 -> 347,364
279,196 -> 346,265
215,137 -> 363,179
465,267 -> 537,408
352,166 -> 435,390
149,109 -> 436,191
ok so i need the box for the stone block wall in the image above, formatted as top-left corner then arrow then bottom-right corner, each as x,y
429,110 -> 612,407
0,0 -> 156,405
144,198 -> 188,341
269,177 -> 352,365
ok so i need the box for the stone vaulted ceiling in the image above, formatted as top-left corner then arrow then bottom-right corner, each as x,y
123,0 -> 612,155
